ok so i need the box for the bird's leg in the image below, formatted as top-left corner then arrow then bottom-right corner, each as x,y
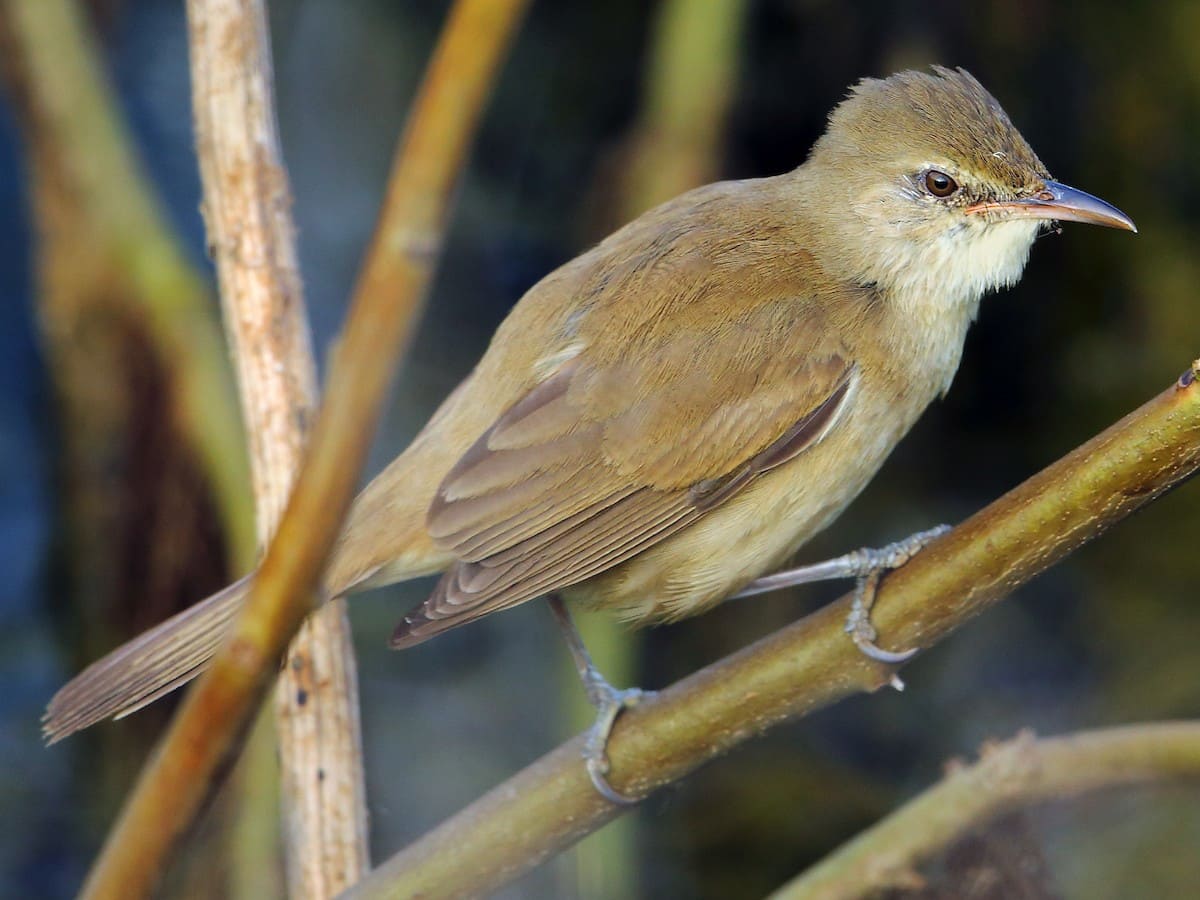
547,594 -> 651,805
731,525 -> 951,664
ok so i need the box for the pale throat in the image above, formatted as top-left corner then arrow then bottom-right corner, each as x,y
872,217 -> 1041,394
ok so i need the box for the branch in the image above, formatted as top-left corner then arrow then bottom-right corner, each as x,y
184,0 -> 366,896
345,364 -> 1200,900
769,722 -> 1200,898
78,0 -> 531,897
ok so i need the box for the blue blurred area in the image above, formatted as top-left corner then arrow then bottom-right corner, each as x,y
0,92 -> 74,898
107,0 -> 210,277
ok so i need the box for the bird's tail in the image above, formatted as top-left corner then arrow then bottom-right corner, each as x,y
42,574 -> 252,744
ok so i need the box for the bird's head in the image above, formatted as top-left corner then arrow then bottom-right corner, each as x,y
801,67 -> 1135,313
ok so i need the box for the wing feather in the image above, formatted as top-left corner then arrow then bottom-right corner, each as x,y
392,343 -> 857,648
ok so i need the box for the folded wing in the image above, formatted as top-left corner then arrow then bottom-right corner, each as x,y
392,295 -> 858,647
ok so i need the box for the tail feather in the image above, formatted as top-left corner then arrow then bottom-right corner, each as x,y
43,575 -> 252,744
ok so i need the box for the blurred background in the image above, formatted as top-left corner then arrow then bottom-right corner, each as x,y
2,0 -> 1198,897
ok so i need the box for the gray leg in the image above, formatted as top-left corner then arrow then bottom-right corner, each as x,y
547,594 -> 651,805
731,525 -> 951,664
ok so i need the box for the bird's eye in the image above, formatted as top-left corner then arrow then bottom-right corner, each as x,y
924,170 -> 959,198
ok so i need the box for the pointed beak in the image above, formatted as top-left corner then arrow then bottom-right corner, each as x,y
967,180 -> 1137,233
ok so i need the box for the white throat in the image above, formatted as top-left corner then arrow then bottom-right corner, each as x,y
873,217 -> 1041,395
879,218 -> 1040,317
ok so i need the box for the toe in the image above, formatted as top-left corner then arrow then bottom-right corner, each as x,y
586,756 -> 640,805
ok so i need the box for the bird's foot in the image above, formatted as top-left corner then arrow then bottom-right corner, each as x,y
580,667 -> 654,805
546,594 -> 651,804
842,525 -> 950,663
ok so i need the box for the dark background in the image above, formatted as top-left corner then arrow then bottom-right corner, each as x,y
3,1 -> 1199,897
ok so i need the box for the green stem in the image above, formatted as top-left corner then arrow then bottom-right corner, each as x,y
770,722 -> 1200,899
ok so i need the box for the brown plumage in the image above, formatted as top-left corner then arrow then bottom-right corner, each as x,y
44,67 -> 1134,742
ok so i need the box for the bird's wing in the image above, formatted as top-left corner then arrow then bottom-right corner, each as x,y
391,293 -> 858,647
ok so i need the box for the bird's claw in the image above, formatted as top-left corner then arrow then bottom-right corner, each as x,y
843,525 -> 950,664
849,626 -> 920,664
582,678 -> 653,805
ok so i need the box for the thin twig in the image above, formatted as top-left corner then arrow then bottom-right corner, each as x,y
345,368 -> 1200,900
185,0 -> 367,895
77,0 -> 531,897
769,722 -> 1200,899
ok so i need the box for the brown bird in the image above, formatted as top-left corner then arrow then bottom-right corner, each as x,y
45,67 -> 1134,800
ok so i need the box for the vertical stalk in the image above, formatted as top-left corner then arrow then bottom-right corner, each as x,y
78,0 -> 532,895
185,1 -> 369,895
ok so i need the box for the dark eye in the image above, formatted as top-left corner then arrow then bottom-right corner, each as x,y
924,170 -> 959,198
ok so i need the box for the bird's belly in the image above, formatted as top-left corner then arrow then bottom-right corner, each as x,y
564,384 -> 925,625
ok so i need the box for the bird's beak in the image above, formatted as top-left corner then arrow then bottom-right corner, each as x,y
967,180 -> 1137,233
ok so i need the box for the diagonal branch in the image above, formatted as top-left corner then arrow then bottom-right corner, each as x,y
345,363 -> 1200,900
768,721 -> 1200,899
77,1 -> 532,897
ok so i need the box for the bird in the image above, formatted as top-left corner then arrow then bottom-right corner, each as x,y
44,67 -> 1134,801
